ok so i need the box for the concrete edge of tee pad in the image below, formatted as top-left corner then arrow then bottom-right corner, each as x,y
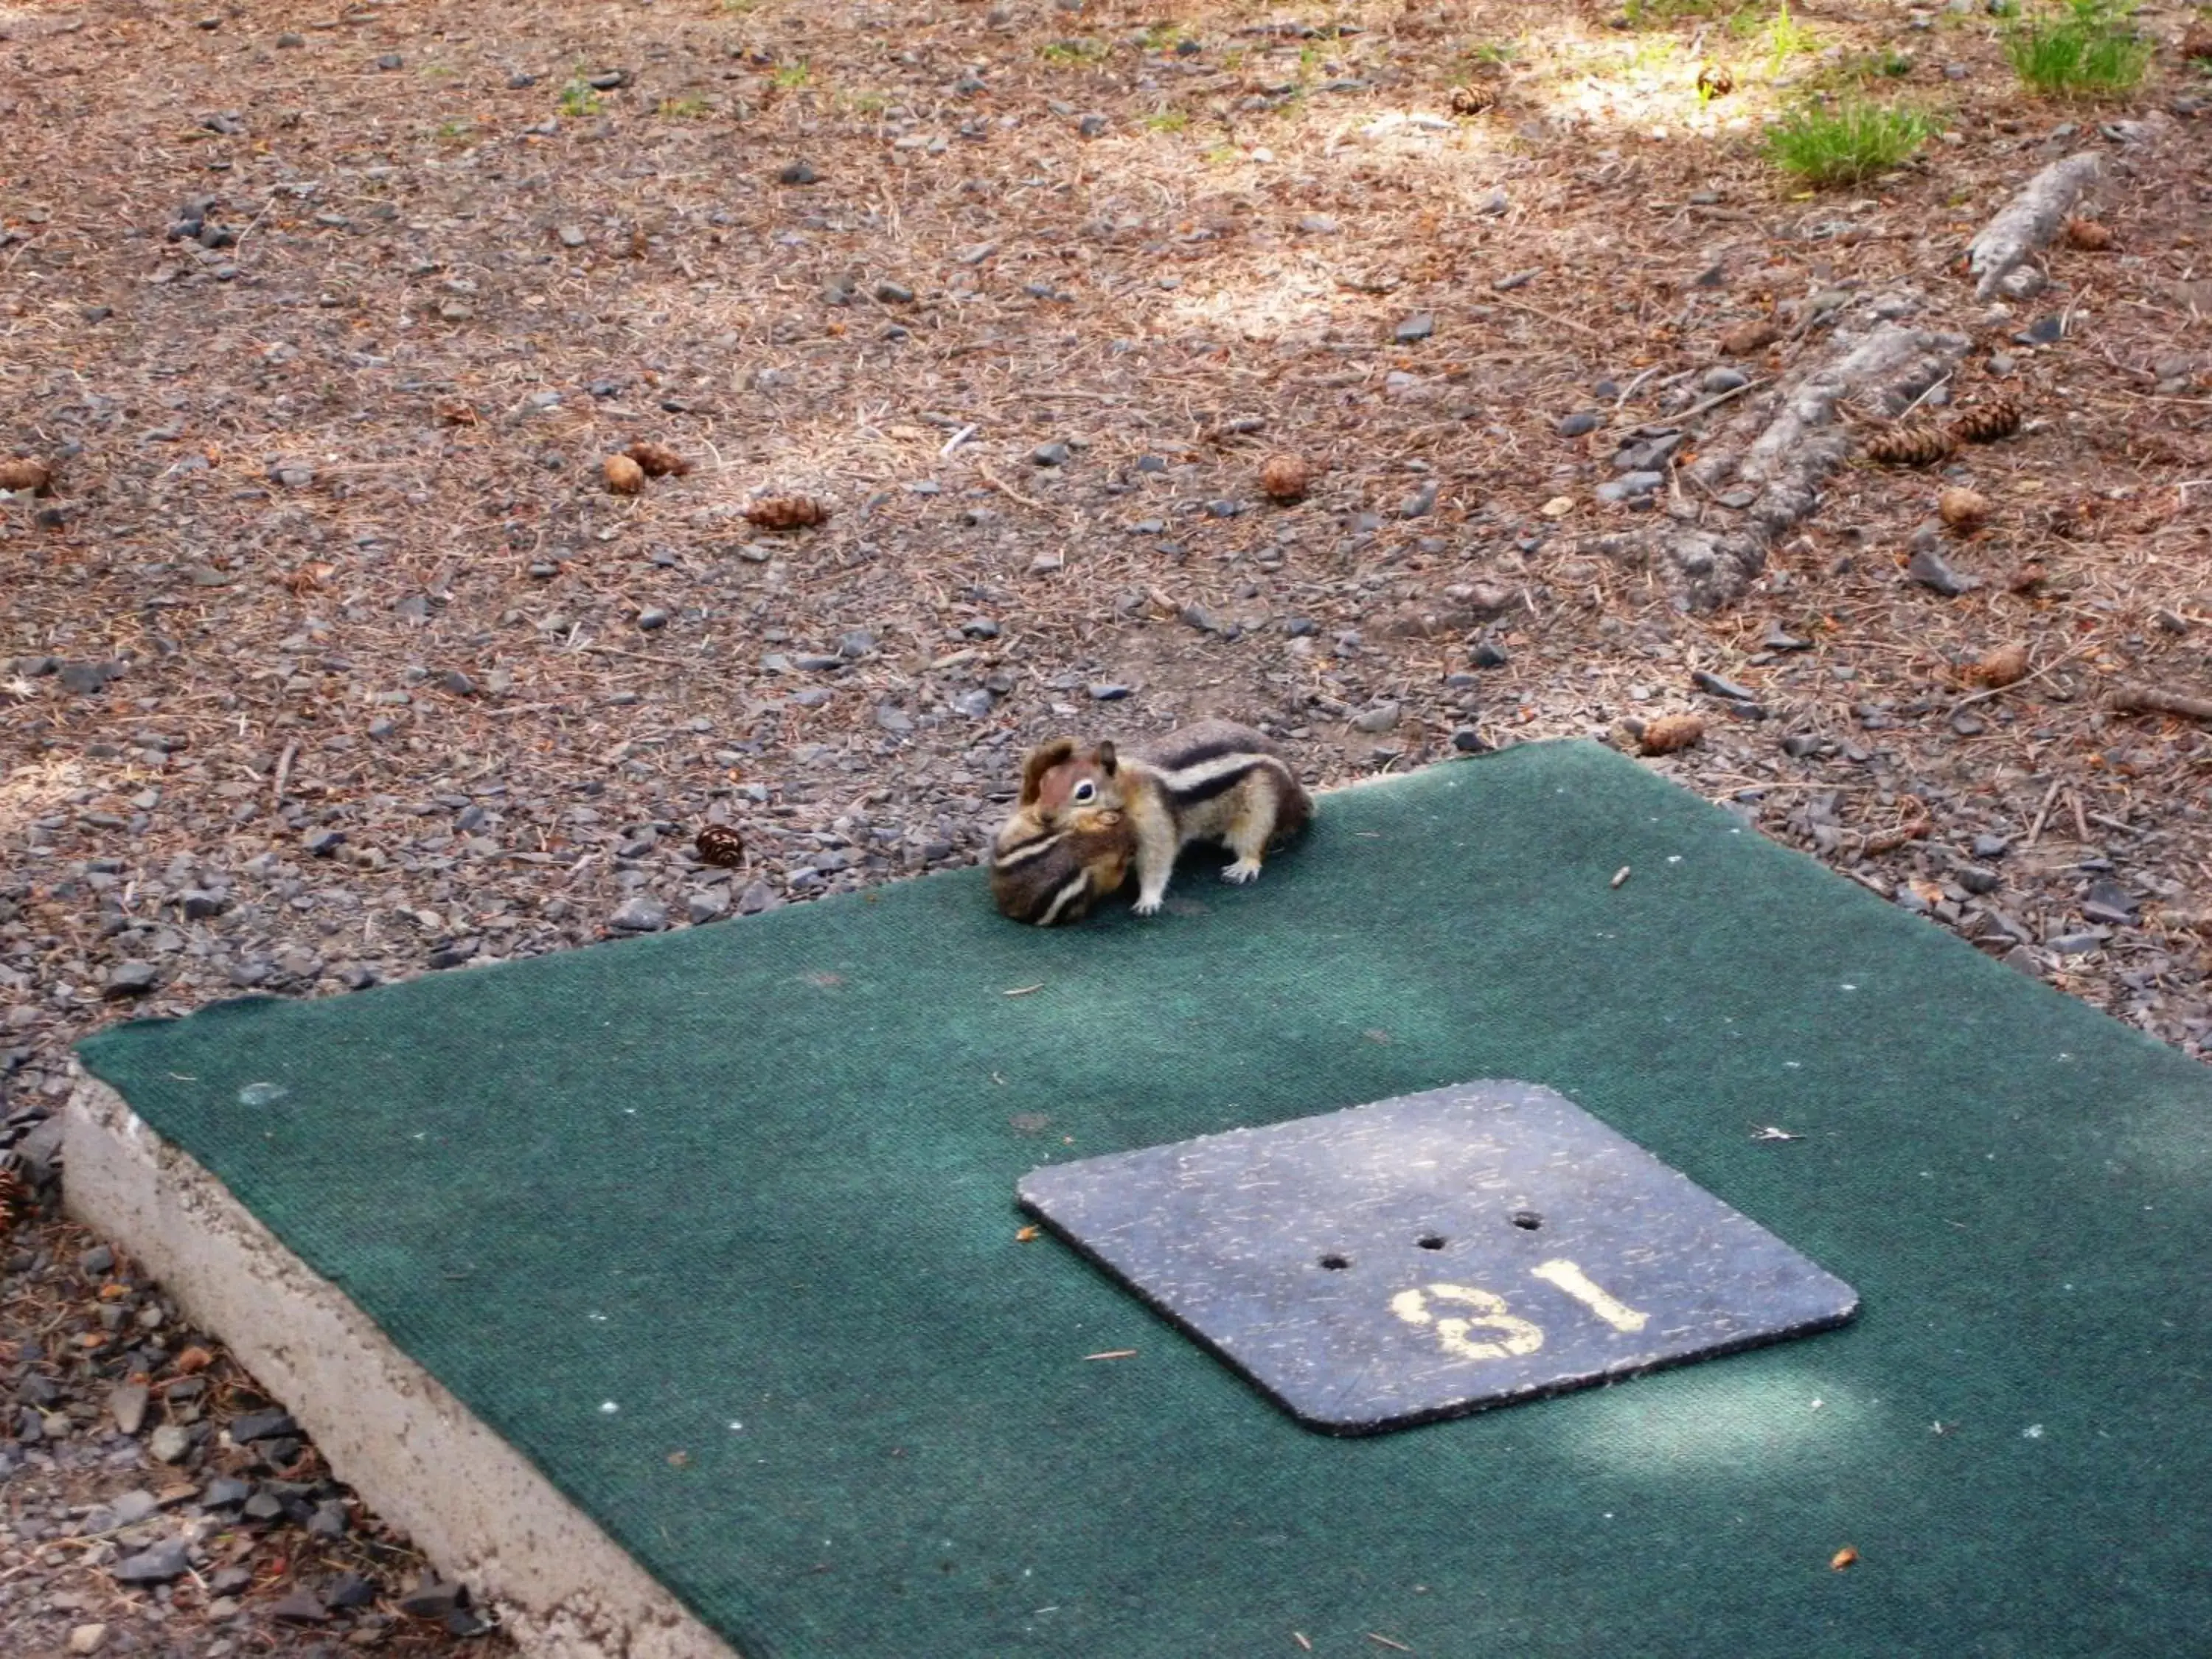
64,1069 -> 740,1659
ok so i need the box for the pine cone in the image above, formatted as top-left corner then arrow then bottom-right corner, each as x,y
433,397 -> 479,426
695,824 -> 745,867
1696,63 -> 1734,99
2062,217 -> 2113,251
1259,452 -> 1311,501
1448,83 -> 1495,115
0,1161 -> 30,1237
742,493 -> 830,529
1967,642 -> 2029,688
625,439 -> 692,478
0,457 -> 54,495
1863,423 -> 1954,467
1946,396 -> 2022,445
1635,714 -> 1705,756
1938,486 -> 1991,532
1717,319 -> 1779,357
603,453 -> 646,495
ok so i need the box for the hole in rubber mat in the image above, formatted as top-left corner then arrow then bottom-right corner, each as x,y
1018,1079 -> 1860,1435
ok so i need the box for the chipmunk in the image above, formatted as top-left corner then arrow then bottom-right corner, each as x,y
994,720 -> 1311,922
990,793 -> 1136,928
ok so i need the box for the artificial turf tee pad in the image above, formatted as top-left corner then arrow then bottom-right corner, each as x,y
76,741 -> 2212,1658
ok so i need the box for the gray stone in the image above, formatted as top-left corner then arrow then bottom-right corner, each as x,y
837,629 -> 876,658
1031,442 -> 1071,467
686,889 -> 731,925
104,962 -> 159,998
874,704 -> 914,734
637,608 -> 669,630
306,1498 -> 349,1538
1077,113 -> 1109,137
1089,683 -> 1132,701
110,1382 -> 150,1436
737,881 -> 781,915
1906,548 -> 1979,597
2045,932 -> 2106,956
200,1476 -> 251,1507
1973,834 -> 2010,860
951,689 -> 995,719
302,827 -> 346,857
1352,702 -> 1401,734
272,1587 -> 330,1623
1557,411 -> 1599,438
1596,472 -> 1663,504
113,1540 -> 191,1584
1394,312 -> 1434,343
1701,367 -> 1749,394
608,897 -> 668,933
874,280 -> 915,304
1471,641 -> 1509,669
2081,879 -> 2137,928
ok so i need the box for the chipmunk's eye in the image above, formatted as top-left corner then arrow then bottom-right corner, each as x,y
1071,780 -> 1096,803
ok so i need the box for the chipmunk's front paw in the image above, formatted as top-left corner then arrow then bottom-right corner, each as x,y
1132,893 -> 1165,917
1222,858 -> 1264,885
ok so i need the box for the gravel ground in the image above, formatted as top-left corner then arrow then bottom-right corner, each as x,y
5,0 -> 2211,1649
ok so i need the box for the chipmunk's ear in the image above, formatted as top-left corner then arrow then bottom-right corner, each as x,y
1019,737 -> 1077,805
1096,740 -> 1117,775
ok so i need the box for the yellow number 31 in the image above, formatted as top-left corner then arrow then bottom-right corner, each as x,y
1390,1261 -> 1649,1363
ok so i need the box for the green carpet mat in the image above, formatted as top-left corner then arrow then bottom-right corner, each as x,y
77,741 -> 2212,1659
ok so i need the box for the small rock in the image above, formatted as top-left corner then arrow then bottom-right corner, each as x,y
686,889 -> 731,925
1906,548 -> 1979,596
1398,483 -> 1437,518
105,962 -> 159,998
327,1573 -> 379,1610
229,1409 -> 298,1443
1701,367 -> 1749,394
209,1565 -> 254,1596
874,280 -> 915,304
1394,312 -> 1435,343
1557,411 -> 1599,438
1492,268 -> 1539,291
1031,442 -> 1071,467
397,1579 -> 468,1620
1352,702 -> 1401,734
1956,865 -> 2001,895
82,1244 -> 115,1275
776,161 -> 820,186
1089,682 -> 1132,701
375,52 -> 403,69
302,828 -> 346,857
1596,472 -> 1663,504
201,1476 -> 251,1507
274,1588 -> 330,1624
737,880 -> 781,915
306,1498 -> 349,1538
1974,834 -> 2011,860
1451,728 -> 1489,754
111,1490 -> 159,1524
110,1382 -> 151,1436
114,1540 -> 192,1584
2045,932 -> 2105,956
608,897 -> 669,933
67,1626 -> 108,1655
1691,669 -> 1758,702
1077,113 -> 1109,136
951,689 -> 994,719
637,607 -> 670,631
2081,878 -> 2138,928
1471,641 -> 1509,669
148,1424 -> 192,1464
874,704 -> 915,734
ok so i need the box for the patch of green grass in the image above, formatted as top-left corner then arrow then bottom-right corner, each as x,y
1144,108 -> 1190,132
771,60 -> 811,89
1039,38 -> 1110,65
1141,21 -> 1189,52
2004,0 -> 2150,94
1804,46 -> 1916,92
841,89 -> 888,115
557,77 -> 602,118
434,117 -> 473,142
1464,39 -> 1516,65
1203,142 -> 1240,165
658,95 -> 712,118
1763,0 -> 1818,72
1764,98 -> 1933,186
1624,0 -> 1726,23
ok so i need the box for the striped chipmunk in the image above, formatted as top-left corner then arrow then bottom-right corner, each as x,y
990,720 -> 1312,925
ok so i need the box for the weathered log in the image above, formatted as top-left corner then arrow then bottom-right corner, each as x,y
1965,152 -> 2103,300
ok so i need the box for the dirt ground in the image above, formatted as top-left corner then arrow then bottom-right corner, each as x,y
4,0 -> 2211,1649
